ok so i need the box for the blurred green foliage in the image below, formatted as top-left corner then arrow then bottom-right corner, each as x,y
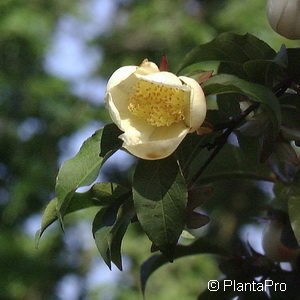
1,0 -> 298,299
0,0 -> 105,298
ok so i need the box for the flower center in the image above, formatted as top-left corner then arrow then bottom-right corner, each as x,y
128,79 -> 187,127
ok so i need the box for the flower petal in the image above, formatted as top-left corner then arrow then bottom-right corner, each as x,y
136,59 -> 160,75
179,76 -> 206,132
106,92 -> 155,137
121,122 -> 189,160
106,66 -> 137,92
138,71 -> 184,87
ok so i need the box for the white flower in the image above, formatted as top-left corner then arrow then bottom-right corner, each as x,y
105,59 -> 206,160
267,0 -> 300,39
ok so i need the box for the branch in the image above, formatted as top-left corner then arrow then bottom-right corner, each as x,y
188,103 -> 260,189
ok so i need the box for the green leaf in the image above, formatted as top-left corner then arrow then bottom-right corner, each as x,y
275,173 -> 300,244
35,195 -> 95,247
140,237 -> 225,295
176,132 -> 217,178
287,48 -> 300,80
236,133 -> 261,165
178,122 -> 273,185
282,126 -> 300,143
218,61 -> 248,80
93,207 -> 114,268
36,182 -> 130,246
55,124 -> 123,222
280,94 -> 300,111
217,93 -> 242,120
288,175 -> 300,245
280,95 -> 300,137
177,33 -> 275,73
200,144 -> 273,184
35,198 -> 58,247
93,199 -> 134,270
133,156 -> 187,260
243,45 -> 288,87
202,74 -> 281,131
183,70 -> 213,84
243,59 -> 287,87
89,182 -> 131,205
109,200 -> 135,269
178,132 -> 272,186
267,141 -> 299,183
99,123 -> 123,157
289,196 -> 300,246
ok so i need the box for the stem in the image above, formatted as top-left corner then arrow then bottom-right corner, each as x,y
188,103 -> 260,189
187,73 -> 292,189
196,172 -> 277,185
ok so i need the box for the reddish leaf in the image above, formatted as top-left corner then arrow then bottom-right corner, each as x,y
186,211 -> 210,229
159,55 -> 169,71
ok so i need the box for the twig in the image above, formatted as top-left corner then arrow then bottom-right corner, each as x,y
188,103 -> 260,189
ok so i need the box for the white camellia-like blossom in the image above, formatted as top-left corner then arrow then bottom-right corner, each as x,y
105,59 -> 206,160
267,0 -> 300,39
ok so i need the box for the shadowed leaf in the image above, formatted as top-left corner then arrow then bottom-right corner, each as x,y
133,156 -> 187,260
93,199 -> 134,270
267,142 -> 299,183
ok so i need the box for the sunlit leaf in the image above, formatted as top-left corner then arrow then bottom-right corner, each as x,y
36,182 -> 130,245
183,70 -> 213,84
177,33 -> 275,73
202,74 -> 281,132
55,124 -> 123,223
35,198 -> 58,247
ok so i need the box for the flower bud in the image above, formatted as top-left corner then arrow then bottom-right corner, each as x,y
267,0 -> 300,39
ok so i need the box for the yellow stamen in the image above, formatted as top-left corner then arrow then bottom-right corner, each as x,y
128,79 -> 187,127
